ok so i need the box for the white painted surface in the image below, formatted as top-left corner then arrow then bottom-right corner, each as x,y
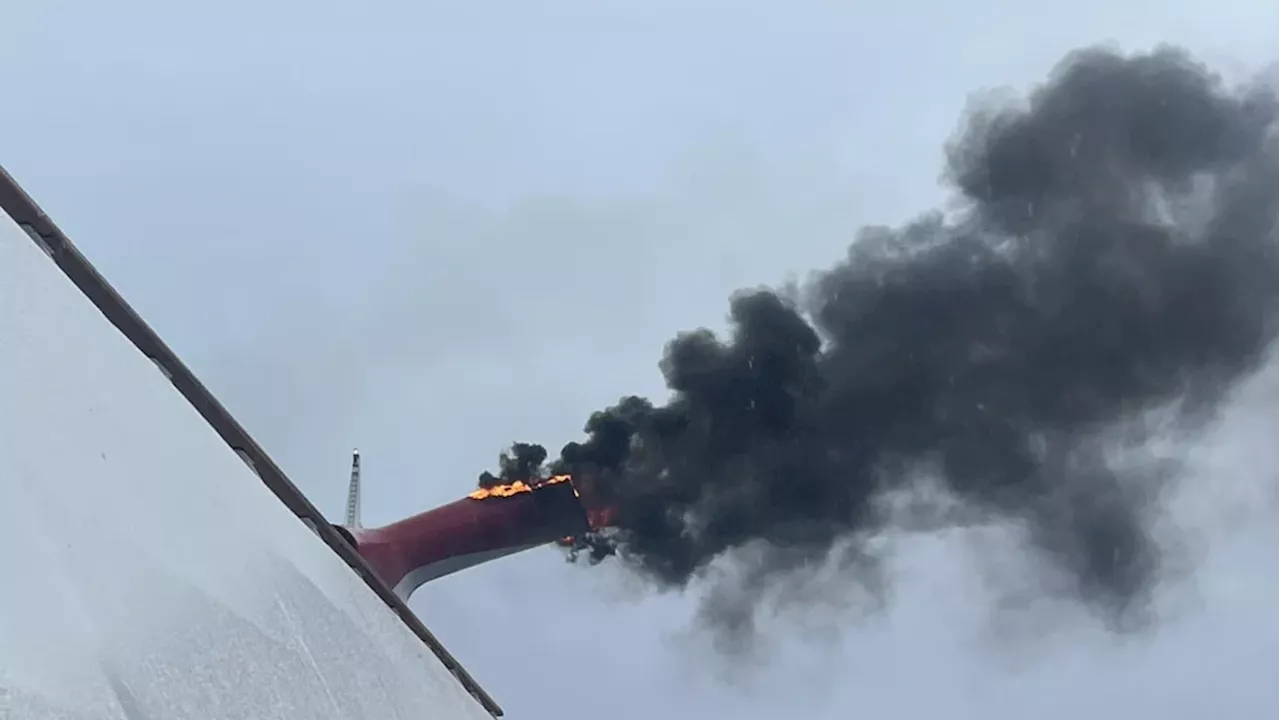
392,545 -> 542,601
0,212 -> 494,719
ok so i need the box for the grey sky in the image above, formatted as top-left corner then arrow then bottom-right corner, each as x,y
1,2 -> 1276,719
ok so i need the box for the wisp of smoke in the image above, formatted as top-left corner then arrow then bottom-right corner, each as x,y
479,45 -> 1278,639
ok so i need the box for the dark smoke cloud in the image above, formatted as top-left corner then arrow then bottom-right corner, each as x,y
480,45 -> 1278,635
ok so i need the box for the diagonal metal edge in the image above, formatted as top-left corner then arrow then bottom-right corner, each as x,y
0,164 -> 504,719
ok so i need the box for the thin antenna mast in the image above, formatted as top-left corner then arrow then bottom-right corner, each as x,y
345,448 -> 362,527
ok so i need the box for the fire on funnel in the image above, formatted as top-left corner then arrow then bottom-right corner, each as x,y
467,474 -> 572,500
470,474 -> 618,530
339,466 -> 613,602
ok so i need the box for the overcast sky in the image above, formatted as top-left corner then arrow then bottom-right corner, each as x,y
1,2 -> 1276,719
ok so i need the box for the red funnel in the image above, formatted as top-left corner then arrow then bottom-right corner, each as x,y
341,480 -> 589,600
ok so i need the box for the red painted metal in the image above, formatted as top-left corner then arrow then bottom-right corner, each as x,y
345,481 -> 589,597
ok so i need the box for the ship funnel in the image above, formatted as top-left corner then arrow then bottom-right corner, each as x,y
341,476 -> 589,601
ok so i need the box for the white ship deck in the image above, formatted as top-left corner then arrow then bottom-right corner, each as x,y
0,167 -> 502,719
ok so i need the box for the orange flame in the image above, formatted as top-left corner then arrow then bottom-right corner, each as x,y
468,474 -> 574,501
469,474 -> 617,534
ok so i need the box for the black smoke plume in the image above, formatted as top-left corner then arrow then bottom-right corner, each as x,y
480,45 -> 1278,633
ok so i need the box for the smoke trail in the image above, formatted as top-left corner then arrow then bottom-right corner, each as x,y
481,45 -> 1278,635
